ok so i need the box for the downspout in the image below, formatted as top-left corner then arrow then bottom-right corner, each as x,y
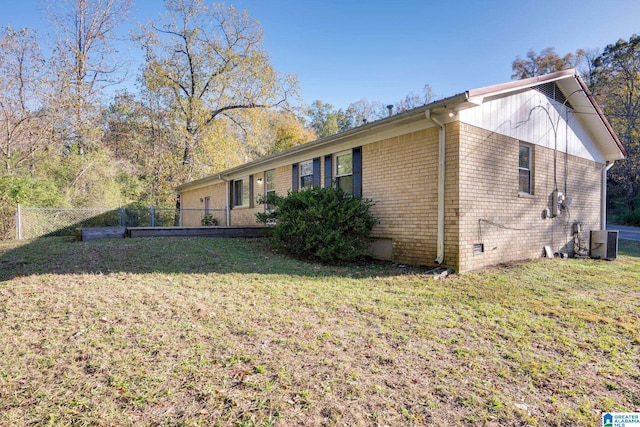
426,110 -> 445,265
601,162 -> 614,230
219,174 -> 231,226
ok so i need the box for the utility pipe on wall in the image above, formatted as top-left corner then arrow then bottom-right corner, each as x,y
601,162 -> 614,230
218,174 -> 231,226
425,110 -> 445,265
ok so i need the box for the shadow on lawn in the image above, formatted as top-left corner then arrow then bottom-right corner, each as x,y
3,236 -> 638,282
619,238 -> 640,257
0,236 -> 417,281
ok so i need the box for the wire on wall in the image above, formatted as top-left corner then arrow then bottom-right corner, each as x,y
477,218 -> 537,242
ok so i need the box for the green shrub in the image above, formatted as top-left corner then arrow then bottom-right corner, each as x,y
0,174 -> 65,240
256,186 -> 377,263
201,213 -> 217,226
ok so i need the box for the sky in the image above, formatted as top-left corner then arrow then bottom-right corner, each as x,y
3,0 -> 640,110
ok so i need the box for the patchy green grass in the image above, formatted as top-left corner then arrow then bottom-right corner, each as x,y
0,236 -> 639,426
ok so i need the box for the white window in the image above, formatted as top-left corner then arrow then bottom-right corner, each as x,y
233,177 -> 250,207
335,151 -> 353,193
519,143 -> 532,194
264,169 -> 276,212
265,169 -> 276,197
299,160 -> 314,189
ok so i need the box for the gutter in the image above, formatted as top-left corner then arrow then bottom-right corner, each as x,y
601,162 -> 614,230
175,94 -> 468,194
425,109 -> 445,265
218,174 -> 231,226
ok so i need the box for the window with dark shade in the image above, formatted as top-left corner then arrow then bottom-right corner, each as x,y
324,155 -> 332,187
233,177 -> 250,207
352,146 -> 362,197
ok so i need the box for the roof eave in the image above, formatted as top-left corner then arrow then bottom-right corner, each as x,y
176,70 -> 626,193
467,69 -> 576,102
467,69 -> 626,161
176,93 -> 469,192
572,72 -> 627,159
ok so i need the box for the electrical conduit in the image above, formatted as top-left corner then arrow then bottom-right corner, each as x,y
219,174 -> 231,226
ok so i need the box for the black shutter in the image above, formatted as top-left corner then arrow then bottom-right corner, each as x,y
249,175 -> 254,208
292,163 -> 299,192
324,155 -> 332,187
353,147 -> 362,197
229,180 -> 235,209
313,157 -> 321,188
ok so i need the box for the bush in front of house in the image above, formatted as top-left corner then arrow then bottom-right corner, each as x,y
256,186 -> 377,263
201,213 -> 217,226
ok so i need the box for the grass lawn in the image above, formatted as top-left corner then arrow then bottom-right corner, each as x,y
0,236 -> 639,426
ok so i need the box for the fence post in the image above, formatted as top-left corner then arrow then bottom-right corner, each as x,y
16,204 -> 22,240
150,206 -> 155,227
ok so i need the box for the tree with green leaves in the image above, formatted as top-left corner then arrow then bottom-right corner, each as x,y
306,85 -> 436,139
511,47 -> 584,79
245,109 -> 316,158
591,34 -> 640,219
137,0 -> 297,183
305,100 -> 350,137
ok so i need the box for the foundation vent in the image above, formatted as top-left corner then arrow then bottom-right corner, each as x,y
473,243 -> 485,255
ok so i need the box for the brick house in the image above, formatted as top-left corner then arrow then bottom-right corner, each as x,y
176,70 -> 625,272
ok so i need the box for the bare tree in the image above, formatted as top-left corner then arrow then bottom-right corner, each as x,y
346,99 -> 387,125
573,48 -> 601,87
0,27 -> 49,171
394,84 -> 435,113
47,0 -> 132,154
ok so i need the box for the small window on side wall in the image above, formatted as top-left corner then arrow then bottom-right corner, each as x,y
518,143 -> 533,194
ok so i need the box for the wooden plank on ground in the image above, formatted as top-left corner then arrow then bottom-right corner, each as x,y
76,227 -> 127,241
127,226 -> 271,239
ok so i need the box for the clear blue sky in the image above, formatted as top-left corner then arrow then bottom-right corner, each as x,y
3,0 -> 640,110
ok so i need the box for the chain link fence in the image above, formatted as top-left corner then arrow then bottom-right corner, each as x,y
13,206 -> 227,240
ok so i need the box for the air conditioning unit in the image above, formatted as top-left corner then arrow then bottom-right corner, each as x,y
590,230 -> 619,260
